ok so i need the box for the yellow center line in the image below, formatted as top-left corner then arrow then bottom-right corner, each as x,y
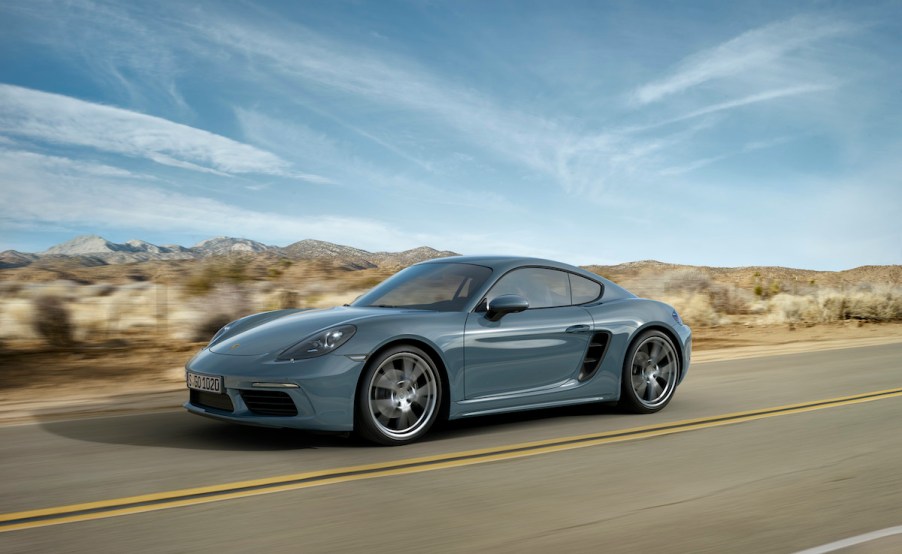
3,387 -> 901,533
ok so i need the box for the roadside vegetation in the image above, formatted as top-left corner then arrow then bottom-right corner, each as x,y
0,258 -> 900,353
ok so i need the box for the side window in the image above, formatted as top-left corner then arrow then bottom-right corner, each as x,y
570,274 -> 602,304
487,268 -> 571,309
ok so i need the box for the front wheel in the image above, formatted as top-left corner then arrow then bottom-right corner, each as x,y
356,345 -> 442,445
620,330 -> 680,414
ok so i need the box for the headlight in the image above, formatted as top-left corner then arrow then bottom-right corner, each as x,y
277,325 -> 357,361
672,310 -> 684,325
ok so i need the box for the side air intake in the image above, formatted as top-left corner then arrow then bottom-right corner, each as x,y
578,332 -> 611,382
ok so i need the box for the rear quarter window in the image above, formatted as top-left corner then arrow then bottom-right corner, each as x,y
570,274 -> 602,304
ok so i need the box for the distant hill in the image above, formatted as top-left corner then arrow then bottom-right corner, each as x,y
1,235 -> 460,270
585,260 -> 902,291
4,236 -> 900,290
193,237 -> 270,257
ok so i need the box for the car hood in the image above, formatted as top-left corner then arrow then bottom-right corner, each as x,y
208,306 -> 397,356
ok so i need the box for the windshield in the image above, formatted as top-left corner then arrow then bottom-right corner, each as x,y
352,262 -> 492,312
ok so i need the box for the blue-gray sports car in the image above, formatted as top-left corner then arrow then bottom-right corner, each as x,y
185,256 -> 691,445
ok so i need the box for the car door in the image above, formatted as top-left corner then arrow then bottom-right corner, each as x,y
463,267 -> 594,399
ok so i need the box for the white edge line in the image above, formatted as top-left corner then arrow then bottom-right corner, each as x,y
794,525 -> 902,554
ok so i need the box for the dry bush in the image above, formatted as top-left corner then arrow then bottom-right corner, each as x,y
171,284 -> 253,341
269,289 -> 300,310
765,286 -> 902,324
839,286 -> 902,321
663,269 -> 712,294
32,295 -> 74,346
633,269 -> 750,323
184,258 -> 252,296
660,293 -> 723,327
0,298 -> 40,340
707,284 -> 753,315
768,293 -> 818,324
195,312 -> 234,342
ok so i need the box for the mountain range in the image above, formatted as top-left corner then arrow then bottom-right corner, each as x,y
0,235 -> 459,270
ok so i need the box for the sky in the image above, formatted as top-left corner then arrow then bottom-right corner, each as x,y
0,0 -> 899,270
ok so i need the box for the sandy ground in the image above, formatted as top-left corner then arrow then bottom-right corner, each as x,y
2,322 -> 901,425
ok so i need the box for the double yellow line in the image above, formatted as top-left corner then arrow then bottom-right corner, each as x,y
3,387 -> 901,533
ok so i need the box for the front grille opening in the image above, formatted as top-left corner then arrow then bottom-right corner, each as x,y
190,390 -> 234,412
579,332 -> 611,382
240,390 -> 299,416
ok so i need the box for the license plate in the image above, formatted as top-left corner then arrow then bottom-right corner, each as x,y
187,372 -> 222,394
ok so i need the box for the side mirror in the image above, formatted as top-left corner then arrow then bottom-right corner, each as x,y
485,294 -> 529,322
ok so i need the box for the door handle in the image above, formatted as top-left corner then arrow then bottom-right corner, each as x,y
565,324 -> 591,334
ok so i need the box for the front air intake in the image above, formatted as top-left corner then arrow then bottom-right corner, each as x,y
240,390 -> 299,416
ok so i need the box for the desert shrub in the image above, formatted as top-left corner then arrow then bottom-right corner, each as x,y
32,295 -> 74,346
270,289 -> 299,310
174,284 -> 252,341
707,284 -> 753,315
647,270 -> 750,319
796,287 -> 892,322
662,269 -> 712,294
184,258 -> 251,296
841,286 -> 902,322
195,312 -> 233,342
769,293 -> 818,324
0,282 -> 23,297
662,293 -> 722,327
85,284 -> 116,297
818,291 -> 848,321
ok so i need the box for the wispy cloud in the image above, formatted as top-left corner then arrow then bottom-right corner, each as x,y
4,0 -> 190,113
631,14 -> 857,105
0,149 -> 429,250
639,84 -> 836,131
0,84 -> 332,183
658,135 -> 800,176
233,107 -> 519,210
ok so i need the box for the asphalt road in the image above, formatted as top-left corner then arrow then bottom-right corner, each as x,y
2,343 -> 901,553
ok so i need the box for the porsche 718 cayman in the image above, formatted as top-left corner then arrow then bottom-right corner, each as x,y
185,256 -> 691,445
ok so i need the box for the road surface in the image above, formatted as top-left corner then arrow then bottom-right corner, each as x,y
2,343 -> 901,553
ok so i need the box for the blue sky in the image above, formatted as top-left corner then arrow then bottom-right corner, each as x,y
0,0 -> 899,270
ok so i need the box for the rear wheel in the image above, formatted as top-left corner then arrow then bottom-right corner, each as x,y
620,330 -> 679,413
356,345 -> 442,446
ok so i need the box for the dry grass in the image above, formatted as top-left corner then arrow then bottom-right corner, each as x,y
2,257 -> 901,399
1,258 -> 900,353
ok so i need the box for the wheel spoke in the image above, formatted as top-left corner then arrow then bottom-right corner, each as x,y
400,409 -> 417,429
646,378 -> 662,401
409,363 -> 426,385
412,385 -> 431,406
658,361 -> 673,379
373,372 -> 395,391
401,357 -> 415,377
633,378 -> 647,399
649,342 -> 663,364
372,397 -> 398,419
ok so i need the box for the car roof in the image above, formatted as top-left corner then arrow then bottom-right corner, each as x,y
419,255 -> 637,300
420,255 -> 573,272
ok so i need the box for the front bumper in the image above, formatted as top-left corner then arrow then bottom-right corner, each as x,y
183,348 -> 366,432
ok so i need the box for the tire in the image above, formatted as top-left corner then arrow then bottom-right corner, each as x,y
620,330 -> 680,414
355,345 -> 442,446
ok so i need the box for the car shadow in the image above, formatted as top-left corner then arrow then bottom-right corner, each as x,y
39,402 -> 624,451
39,411 -> 351,451
426,401 -> 622,442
